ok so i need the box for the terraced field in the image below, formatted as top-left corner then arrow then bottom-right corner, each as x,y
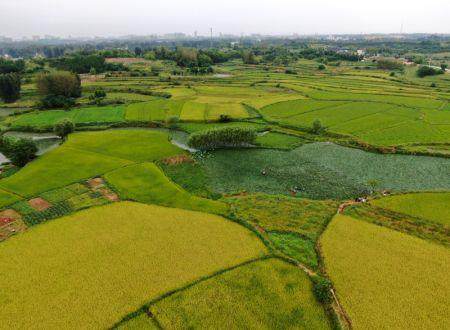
1,47 -> 449,330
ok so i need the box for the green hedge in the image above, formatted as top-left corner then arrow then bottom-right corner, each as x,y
187,127 -> 256,150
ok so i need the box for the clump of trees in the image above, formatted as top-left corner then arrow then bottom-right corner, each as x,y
242,51 -> 257,64
0,136 -> 38,167
416,65 -> 444,77
188,127 -> 256,150
377,59 -> 404,71
0,58 -> 25,103
311,276 -> 333,304
36,72 -> 81,109
0,73 -> 21,103
0,58 -> 25,74
54,119 -> 75,139
50,54 -> 106,74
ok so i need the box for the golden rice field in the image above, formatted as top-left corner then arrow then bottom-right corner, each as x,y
0,202 -> 267,330
149,258 -> 331,329
320,214 -> 450,330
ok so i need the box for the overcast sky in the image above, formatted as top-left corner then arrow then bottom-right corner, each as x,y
1,0 -> 449,38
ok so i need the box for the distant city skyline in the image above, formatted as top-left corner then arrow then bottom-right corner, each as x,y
1,0 -> 449,39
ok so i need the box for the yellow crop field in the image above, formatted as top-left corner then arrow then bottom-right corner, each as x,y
320,214 -> 450,330
149,258 -> 331,329
0,202 -> 266,330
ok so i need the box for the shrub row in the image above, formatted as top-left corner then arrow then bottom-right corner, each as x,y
187,127 -> 256,150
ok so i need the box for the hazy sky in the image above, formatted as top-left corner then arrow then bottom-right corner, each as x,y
1,0 -> 449,38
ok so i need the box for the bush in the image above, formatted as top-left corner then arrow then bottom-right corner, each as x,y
54,119 -> 75,138
318,64 -> 326,70
188,127 -> 256,150
38,95 -> 76,110
1,136 -> 38,167
219,114 -> 232,123
416,66 -> 444,78
312,276 -> 333,304
285,69 -> 297,75
312,119 -> 325,135
89,90 -> 106,100
165,116 -> 179,129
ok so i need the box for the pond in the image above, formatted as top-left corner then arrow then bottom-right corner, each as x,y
0,132 -> 62,164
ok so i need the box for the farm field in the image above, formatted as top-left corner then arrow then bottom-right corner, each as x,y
7,105 -> 127,128
201,142 -> 450,199
148,258 -> 331,329
321,214 -> 450,330
0,202 -> 267,329
0,37 -> 449,330
105,162 -> 227,214
371,192 -> 450,225
0,130 -> 181,198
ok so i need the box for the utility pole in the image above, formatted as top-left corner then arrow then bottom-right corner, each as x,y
210,27 -> 213,48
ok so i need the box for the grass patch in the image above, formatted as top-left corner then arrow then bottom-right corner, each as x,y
150,258 -> 330,329
225,193 -> 337,240
0,202 -> 266,329
321,214 -> 450,330
105,162 -> 227,214
159,161 -> 215,198
256,132 -> 305,149
268,232 -> 319,270
0,189 -> 22,208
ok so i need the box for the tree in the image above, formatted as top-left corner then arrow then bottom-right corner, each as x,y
377,59 -> 404,71
242,51 -> 257,64
441,63 -> 448,71
0,73 -> 21,103
53,119 -> 75,139
36,71 -> 81,97
1,137 -> 38,167
312,119 -> 325,134
134,47 -> 142,56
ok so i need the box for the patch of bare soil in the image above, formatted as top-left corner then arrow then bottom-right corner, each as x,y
0,209 -> 26,241
162,154 -> 194,166
88,177 -> 106,190
28,197 -> 52,212
99,188 -> 120,202
79,74 -> 105,83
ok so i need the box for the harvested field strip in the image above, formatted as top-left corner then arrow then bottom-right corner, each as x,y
0,202 -> 267,329
321,214 -> 450,330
